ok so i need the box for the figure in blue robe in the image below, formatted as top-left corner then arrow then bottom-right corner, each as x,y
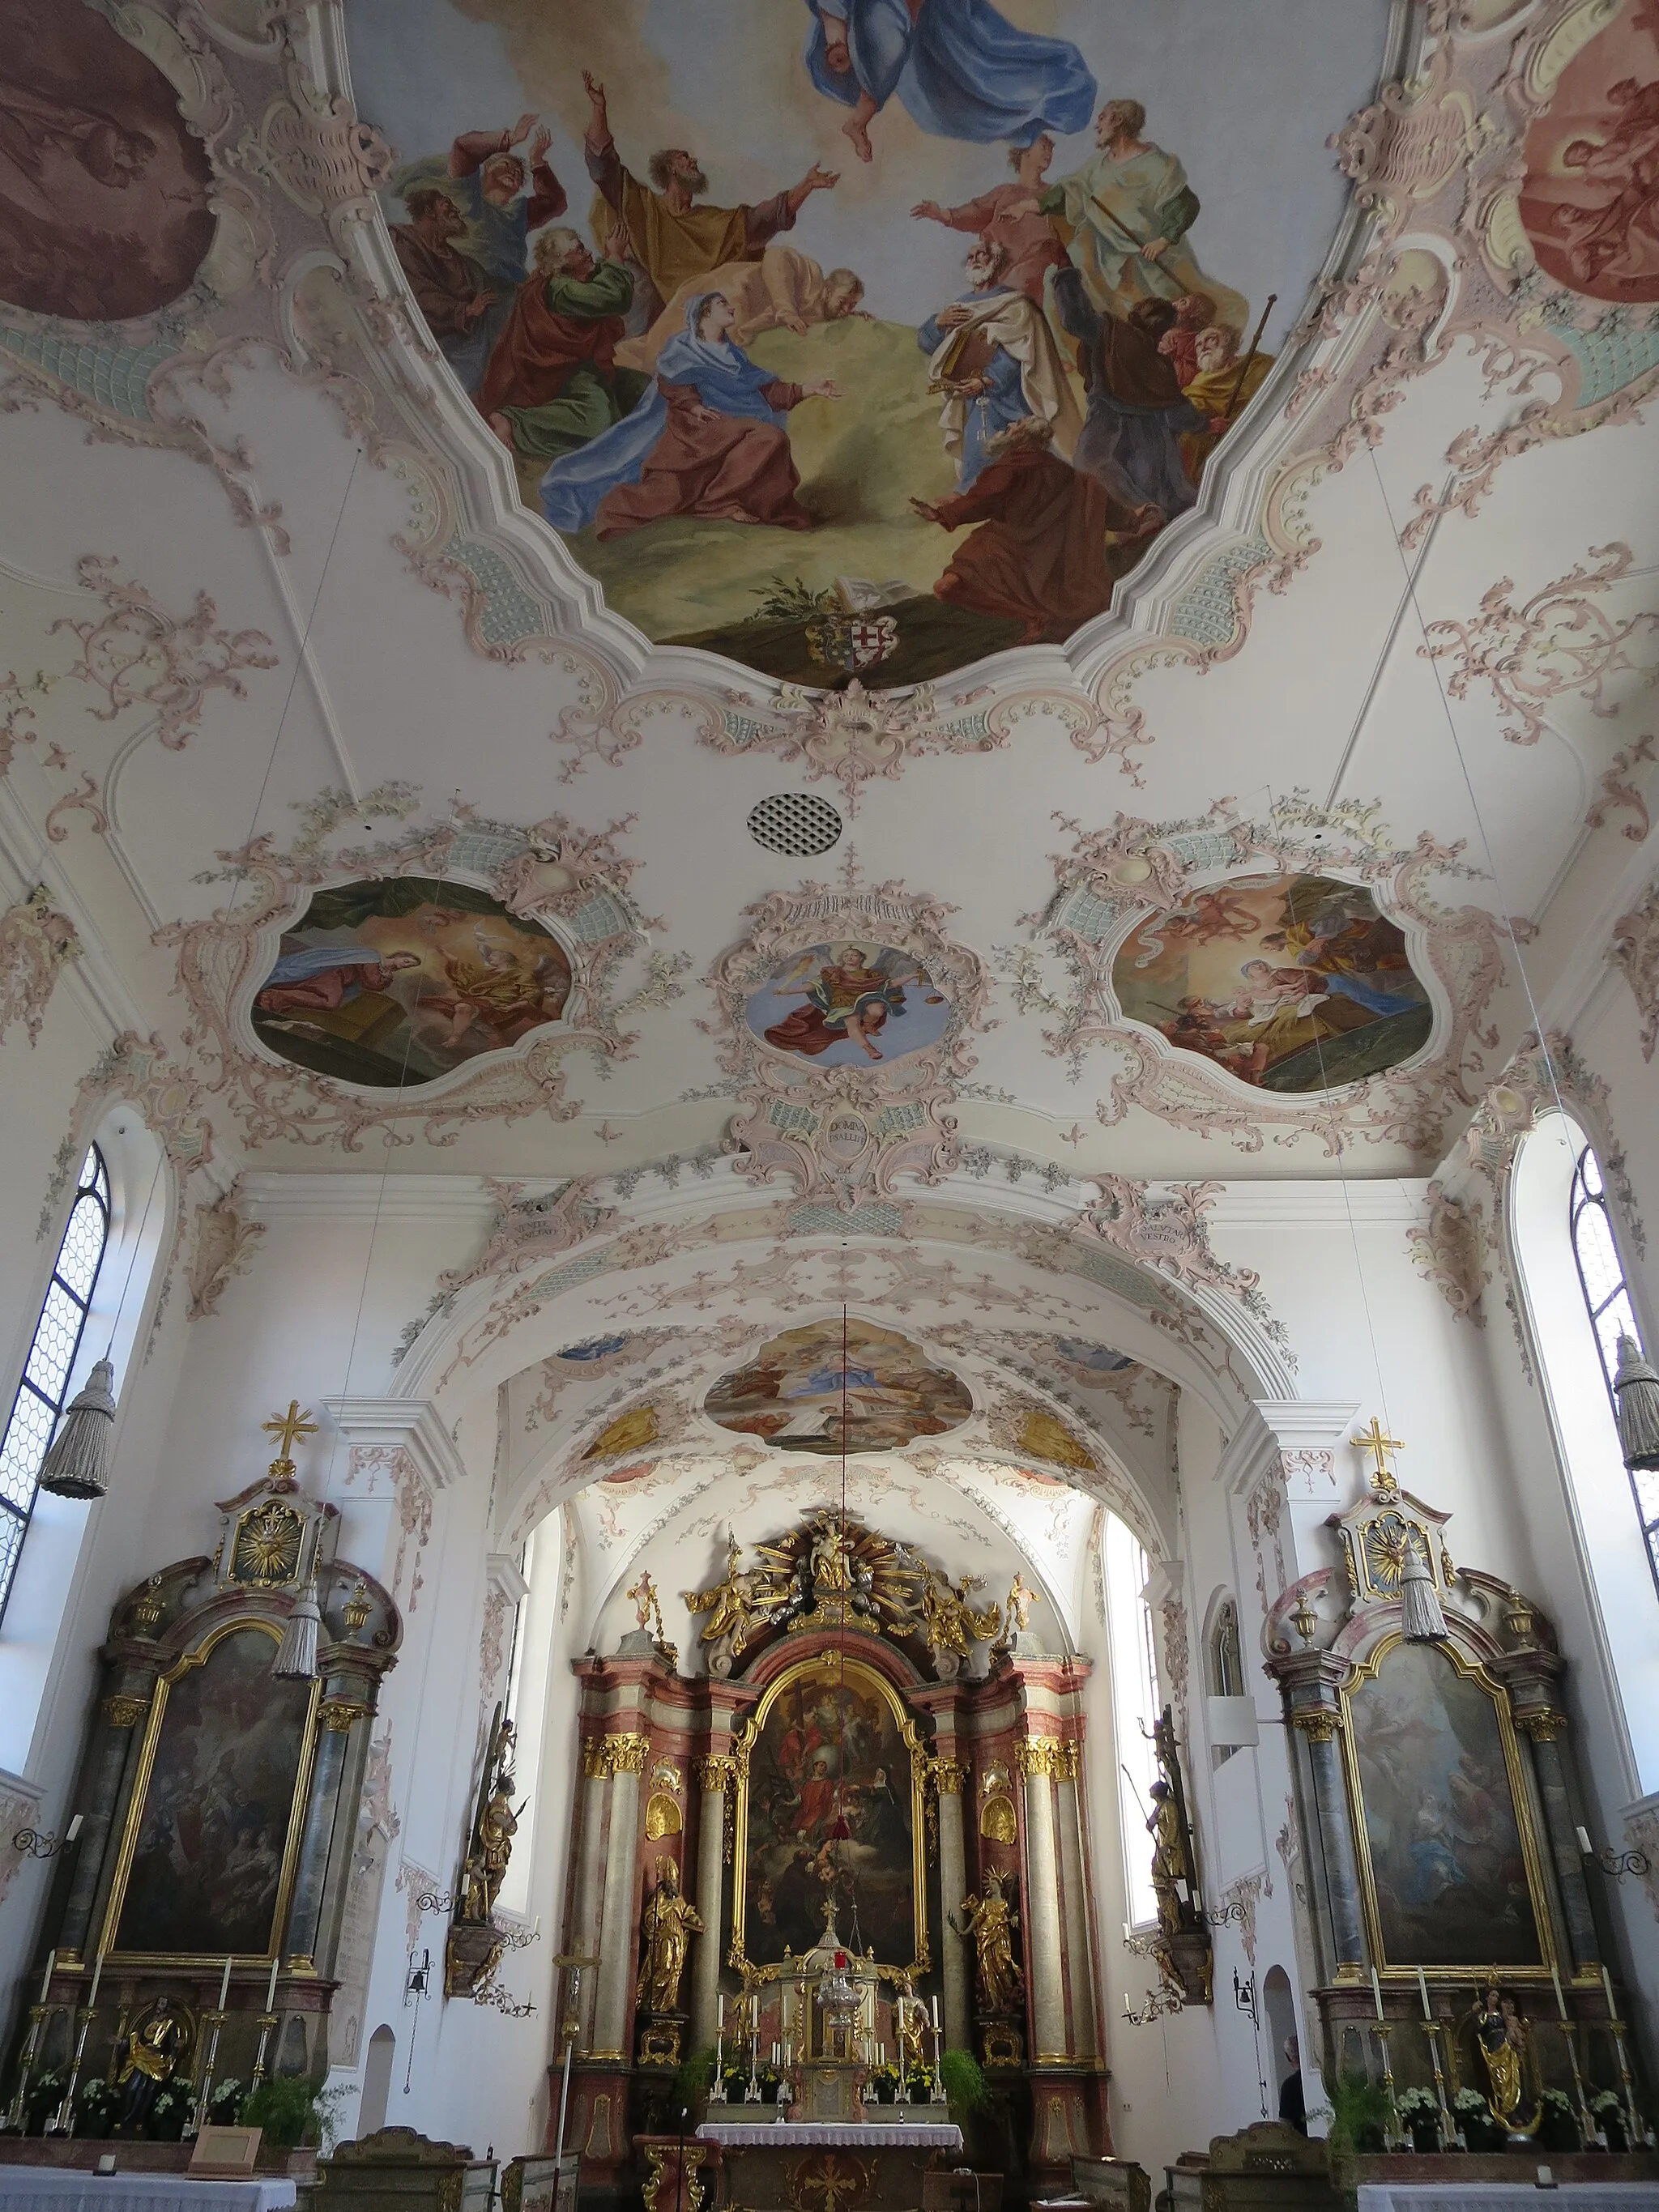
541,292 -> 802,538
804,0 -> 1094,164
918,281 -> 1026,488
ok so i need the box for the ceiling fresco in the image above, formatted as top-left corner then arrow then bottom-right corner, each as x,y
704,1316 -> 974,1452
1519,1 -> 1659,305
0,0 -> 215,322
348,0 -> 1386,685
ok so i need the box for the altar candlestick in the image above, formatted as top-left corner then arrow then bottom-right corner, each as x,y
87,1952 -> 104,2010
1371,1967 -> 1384,2022
38,1949 -> 55,2005
266,1955 -> 280,2011
1552,1964 -> 1567,2020
218,1954 -> 232,2010
1416,1966 -> 1431,2021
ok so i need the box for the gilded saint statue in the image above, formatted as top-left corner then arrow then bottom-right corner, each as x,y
458,1704 -> 522,1924
1474,1984 -> 1526,2129
892,1971 -> 928,2078
637,1854 -> 704,2015
1147,1777 -> 1188,1936
953,1867 -> 1023,2014
116,1997 -> 190,2132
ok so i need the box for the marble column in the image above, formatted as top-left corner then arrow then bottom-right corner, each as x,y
691,1758 -> 731,2050
1055,1747 -> 1098,2061
1295,1713 -> 1367,1972
1018,1741 -> 1068,2062
591,1733 -> 648,2059
569,1744 -> 612,2049
285,1698 -> 360,1969
59,1669 -> 156,1958
1520,1713 -> 1601,1973
935,1759 -> 970,2051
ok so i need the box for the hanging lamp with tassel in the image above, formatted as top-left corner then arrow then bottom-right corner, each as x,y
1399,1543 -> 1448,1643
274,1572 -> 322,1681
1613,1334 -> 1659,1473
39,1358 -> 117,1500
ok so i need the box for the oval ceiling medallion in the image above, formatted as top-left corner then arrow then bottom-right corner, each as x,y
1520,2 -> 1659,305
251,875 -> 573,1089
348,0 -> 1384,685
705,1317 -> 971,1452
0,0 -> 215,322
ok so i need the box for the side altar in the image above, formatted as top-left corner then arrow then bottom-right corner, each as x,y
549,1512 -> 1111,2211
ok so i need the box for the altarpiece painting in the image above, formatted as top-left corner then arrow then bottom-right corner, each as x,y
733,1656 -> 925,1971
109,1623 -> 317,1959
1344,1637 -> 1546,1971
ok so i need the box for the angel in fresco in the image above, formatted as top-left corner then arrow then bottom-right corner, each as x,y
801,0 -> 1095,166
761,944 -> 927,1062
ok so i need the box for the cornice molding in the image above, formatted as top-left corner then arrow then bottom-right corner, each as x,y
1218,1400 -> 1361,1498
323,1395 -> 468,1492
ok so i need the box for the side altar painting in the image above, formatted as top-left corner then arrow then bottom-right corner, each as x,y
251,875 -> 572,1089
348,0 -> 1379,684
1111,872 -> 1431,1092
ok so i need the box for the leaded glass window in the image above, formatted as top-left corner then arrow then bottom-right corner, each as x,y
1569,1144 -> 1657,1590
0,1147 -> 109,1621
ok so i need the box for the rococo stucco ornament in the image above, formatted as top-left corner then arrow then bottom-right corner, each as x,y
706,867 -> 992,1209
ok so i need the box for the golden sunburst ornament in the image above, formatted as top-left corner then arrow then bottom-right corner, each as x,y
231,1500 -> 304,1585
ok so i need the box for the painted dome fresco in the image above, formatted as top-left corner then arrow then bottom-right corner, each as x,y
346,0 -> 1388,686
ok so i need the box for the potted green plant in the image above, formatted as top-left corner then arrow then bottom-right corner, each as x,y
1591,2089 -> 1627,2150
1327,2072 -> 1391,2155
1537,2088 -> 1580,2153
240,2075 -> 319,2150
1453,2087 -> 1499,2151
147,2082 -> 190,2142
936,2049 -> 988,2128
1394,2086 -> 1441,2153
672,2049 -> 717,2124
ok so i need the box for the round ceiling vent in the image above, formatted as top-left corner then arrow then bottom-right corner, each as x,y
746,791 -> 843,858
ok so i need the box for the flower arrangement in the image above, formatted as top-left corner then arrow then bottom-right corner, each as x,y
1538,2086 -> 1581,2152
147,2082 -> 191,2142
1453,2086 -> 1500,2150
867,2063 -> 902,2105
905,2065 -> 936,2104
23,2069 -> 66,2133
1393,2086 -> 1441,2149
1590,2087 -> 1630,2149
73,2078 -> 119,2138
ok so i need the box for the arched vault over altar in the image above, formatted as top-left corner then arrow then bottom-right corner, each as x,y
383,1158 -> 1296,1567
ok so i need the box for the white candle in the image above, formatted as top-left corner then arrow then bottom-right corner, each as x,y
38,1949 -> 55,2005
1601,1963 -> 1616,2018
87,1952 -> 104,2010
1551,1964 -> 1567,2022
265,1955 -> 279,2012
718,1994 -> 725,2030
1576,1825 -> 1593,1856
932,1995 -> 940,2031
218,1954 -> 232,2010
1417,1966 -> 1431,2022
1371,1967 -> 1384,2022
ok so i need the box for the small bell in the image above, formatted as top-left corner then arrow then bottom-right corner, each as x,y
38,1358 -> 117,1499
1400,1544 -> 1448,1643
273,1575 -> 322,1681
1613,1334 -> 1659,1473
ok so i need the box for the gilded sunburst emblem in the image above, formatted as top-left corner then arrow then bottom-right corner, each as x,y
231,1500 -> 303,1584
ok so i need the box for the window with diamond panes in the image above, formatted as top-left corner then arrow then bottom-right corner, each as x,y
0,1146 -> 109,1620
1569,1143 -> 1658,1589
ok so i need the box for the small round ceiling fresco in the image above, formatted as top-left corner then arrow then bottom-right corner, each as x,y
1110,873 -> 1431,1092
1520,2 -> 1659,305
0,0 -> 215,322
748,941 -> 949,1067
348,0 -> 1386,685
251,876 -> 572,1088
705,1317 -> 972,1451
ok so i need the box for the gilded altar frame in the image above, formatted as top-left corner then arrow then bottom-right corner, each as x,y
729,1650 -> 931,1983
96,1615 -> 321,1966
1337,1630 -> 1559,1982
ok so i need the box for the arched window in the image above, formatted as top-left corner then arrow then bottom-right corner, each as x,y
1208,1596 -> 1244,1767
1569,1144 -> 1658,1590
0,1146 -> 110,1620
1104,1513 -> 1160,1928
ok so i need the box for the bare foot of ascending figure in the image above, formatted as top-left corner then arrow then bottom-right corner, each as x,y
488,412 -> 514,450
842,112 -> 874,163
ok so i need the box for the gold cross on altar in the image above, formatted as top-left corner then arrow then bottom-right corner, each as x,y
262,1400 -> 318,1464
1351,1417 -> 1403,1490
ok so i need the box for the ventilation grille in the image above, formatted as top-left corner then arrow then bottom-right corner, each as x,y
747,791 -> 842,857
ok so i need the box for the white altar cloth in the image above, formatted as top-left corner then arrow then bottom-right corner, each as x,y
0,2169 -> 296,2212
697,2124 -> 962,2150
1356,2185 -> 1659,2210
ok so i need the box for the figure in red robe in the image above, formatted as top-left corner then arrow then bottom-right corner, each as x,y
911,415 -> 1158,644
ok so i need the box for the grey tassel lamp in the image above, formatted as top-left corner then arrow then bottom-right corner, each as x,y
274,1573 -> 322,1681
1613,1334 -> 1659,1472
1400,1543 -> 1448,1643
38,1358 -> 117,1499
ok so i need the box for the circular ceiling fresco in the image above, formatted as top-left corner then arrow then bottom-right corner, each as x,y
348,0 -> 1388,685
0,0 -> 215,322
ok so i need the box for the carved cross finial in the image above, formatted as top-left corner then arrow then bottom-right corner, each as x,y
262,1399 -> 318,1469
1352,1416 -> 1403,1490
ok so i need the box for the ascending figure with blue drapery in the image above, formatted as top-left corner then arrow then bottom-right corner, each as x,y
803,0 -> 1095,164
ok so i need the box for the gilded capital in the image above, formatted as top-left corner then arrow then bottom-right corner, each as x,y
1291,1709 -> 1341,1743
1518,1708 -> 1567,1743
1016,1737 -> 1073,1781
318,1698 -> 367,1733
697,1754 -> 736,1792
930,1758 -> 968,1796
586,1730 -> 650,1777
101,1692 -> 150,1728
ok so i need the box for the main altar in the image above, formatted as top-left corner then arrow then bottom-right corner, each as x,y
551,1511 -> 1111,2210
